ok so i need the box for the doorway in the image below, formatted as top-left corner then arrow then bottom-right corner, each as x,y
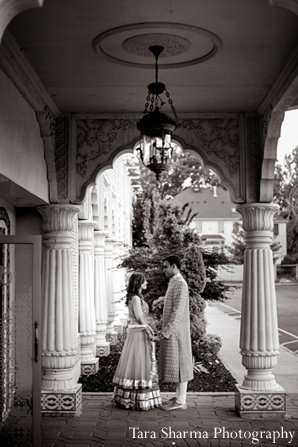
0,235 -> 41,447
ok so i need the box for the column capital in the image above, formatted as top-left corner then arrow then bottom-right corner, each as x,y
104,238 -> 115,252
37,204 -> 80,232
236,203 -> 279,232
94,230 -> 106,246
78,220 -> 96,241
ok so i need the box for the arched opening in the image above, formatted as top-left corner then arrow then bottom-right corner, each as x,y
76,137 -> 244,397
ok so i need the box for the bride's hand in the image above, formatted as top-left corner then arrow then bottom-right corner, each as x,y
144,325 -> 154,335
144,325 -> 154,340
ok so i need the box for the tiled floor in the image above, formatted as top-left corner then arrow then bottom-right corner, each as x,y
42,393 -> 298,447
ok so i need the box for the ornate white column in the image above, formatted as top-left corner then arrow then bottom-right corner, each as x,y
104,239 -> 117,344
112,241 -> 127,330
94,231 -> 110,356
78,221 -> 99,375
37,205 -> 82,416
235,203 -> 286,417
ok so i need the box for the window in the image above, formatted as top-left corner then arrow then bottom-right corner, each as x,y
274,224 -> 279,236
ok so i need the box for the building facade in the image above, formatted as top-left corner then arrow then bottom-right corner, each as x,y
173,186 -> 287,263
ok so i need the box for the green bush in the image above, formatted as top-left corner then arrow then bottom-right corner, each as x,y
192,333 -> 222,360
201,251 -> 231,302
182,244 -> 207,341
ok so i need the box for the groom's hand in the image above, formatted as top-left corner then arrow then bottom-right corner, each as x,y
153,331 -> 164,341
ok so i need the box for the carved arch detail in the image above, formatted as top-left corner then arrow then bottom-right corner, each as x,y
36,111 -> 70,203
75,115 -> 243,204
260,108 -> 285,202
0,207 -> 11,233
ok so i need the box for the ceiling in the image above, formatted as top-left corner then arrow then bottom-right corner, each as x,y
6,0 -> 298,114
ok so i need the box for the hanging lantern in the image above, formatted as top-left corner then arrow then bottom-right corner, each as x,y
136,45 -> 179,180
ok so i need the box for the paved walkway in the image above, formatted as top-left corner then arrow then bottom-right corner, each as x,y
206,302 -> 298,392
42,393 -> 298,447
42,303 -> 298,447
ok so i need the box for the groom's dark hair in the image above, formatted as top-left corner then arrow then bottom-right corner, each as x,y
164,255 -> 181,270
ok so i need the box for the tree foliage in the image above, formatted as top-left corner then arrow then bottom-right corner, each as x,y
201,250 -> 231,302
274,146 -> 298,262
274,146 -> 298,216
227,223 -> 246,265
228,222 -> 281,264
134,149 -> 219,200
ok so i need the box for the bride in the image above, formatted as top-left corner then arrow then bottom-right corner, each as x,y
112,272 -> 162,410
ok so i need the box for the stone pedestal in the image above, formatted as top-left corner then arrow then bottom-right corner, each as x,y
235,385 -> 286,419
78,221 -> 99,375
94,231 -> 110,356
235,203 -> 286,417
37,205 -> 82,416
41,384 -> 82,417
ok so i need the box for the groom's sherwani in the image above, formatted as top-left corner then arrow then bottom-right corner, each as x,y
159,272 -> 193,383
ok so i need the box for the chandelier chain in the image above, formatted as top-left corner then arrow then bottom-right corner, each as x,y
165,88 -> 179,125
150,95 -> 154,112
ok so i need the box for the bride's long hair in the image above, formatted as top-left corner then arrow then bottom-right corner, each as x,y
125,272 -> 146,306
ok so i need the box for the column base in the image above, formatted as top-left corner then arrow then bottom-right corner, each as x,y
96,343 -> 110,357
235,384 -> 286,418
41,384 -> 82,417
81,358 -> 99,376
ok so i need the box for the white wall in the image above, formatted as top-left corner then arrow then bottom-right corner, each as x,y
224,221 -> 234,248
202,221 -> 218,234
194,219 -> 236,254
0,69 -> 49,203
217,264 -> 243,282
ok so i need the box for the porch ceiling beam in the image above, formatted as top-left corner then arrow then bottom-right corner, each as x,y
258,43 -> 298,115
0,0 -> 44,43
0,31 -> 60,116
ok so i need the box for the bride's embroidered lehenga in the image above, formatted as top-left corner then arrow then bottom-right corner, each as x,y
112,296 -> 161,410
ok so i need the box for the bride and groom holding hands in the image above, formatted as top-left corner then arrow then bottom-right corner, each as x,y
112,254 -> 193,411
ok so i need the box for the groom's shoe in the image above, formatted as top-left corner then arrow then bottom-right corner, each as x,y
161,397 -> 176,410
165,401 -> 187,411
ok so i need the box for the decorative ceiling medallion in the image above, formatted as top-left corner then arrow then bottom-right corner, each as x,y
93,22 -> 222,69
122,34 -> 191,58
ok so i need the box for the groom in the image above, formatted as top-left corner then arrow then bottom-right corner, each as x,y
158,255 -> 193,410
